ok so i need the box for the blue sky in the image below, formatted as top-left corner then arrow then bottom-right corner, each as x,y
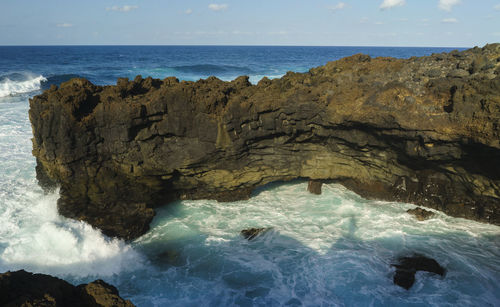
1,0 -> 499,46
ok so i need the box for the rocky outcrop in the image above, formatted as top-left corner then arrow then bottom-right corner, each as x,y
407,207 -> 436,221
307,180 -> 323,195
30,44 -> 500,240
392,255 -> 446,290
0,270 -> 134,306
241,228 -> 271,240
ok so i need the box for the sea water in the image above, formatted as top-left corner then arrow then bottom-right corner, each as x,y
0,46 -> 498,306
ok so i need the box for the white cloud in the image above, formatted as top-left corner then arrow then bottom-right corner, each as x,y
185,8 -> 193,15
56,23 -> 73,28
380,0 -> 406,10
438,0 -> 460,12
208,4 -> 228,11
442,18 -> 458,23
106,5 -> 138,12
374,21 -> 385,25
328,2 -> 346,12
494,4 -> 500,11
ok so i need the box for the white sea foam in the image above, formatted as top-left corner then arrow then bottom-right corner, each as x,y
131,182 -> 500,306
0,74 -> 47,97
0,189 -> 146,278
0,96 -> 145,281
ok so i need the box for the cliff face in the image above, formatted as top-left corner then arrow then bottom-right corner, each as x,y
30,45 -> 500,240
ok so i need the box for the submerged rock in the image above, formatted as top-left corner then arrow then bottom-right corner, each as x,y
241,228 -> 271,240
407,207 -> 436,221
307,179 -> 323,195
392,255 -> 446,290
0,270 -> 134,306
156,250 -> 186,267
30,44 -> 500,239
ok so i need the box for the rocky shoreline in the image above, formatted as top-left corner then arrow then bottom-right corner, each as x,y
30,44 -> 500,240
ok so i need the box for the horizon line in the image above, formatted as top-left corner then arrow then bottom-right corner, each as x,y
0,44 -> 473,49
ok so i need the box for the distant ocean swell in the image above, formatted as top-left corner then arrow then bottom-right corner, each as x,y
129,64 -> 285,84
0,66 -> 284,99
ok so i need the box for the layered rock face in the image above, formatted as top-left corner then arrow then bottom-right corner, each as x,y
0,270 -> 134,306
30,44 -> 500,240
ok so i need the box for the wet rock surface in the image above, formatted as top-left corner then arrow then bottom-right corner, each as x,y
392,255 -> 446,290
30,44 -> 500,239
0,270 -> 134,306
307,180 -> 323,195
407,207 -> 436,221
241,228 -> 271,240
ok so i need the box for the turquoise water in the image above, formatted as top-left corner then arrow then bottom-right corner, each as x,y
0,46 -> 499,306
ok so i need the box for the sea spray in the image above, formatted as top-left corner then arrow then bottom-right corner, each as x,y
0,90 -> 146,281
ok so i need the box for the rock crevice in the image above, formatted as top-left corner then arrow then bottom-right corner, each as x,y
30,45 -> 500,239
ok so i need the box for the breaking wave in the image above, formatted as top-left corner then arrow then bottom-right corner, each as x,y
0,73 -> 47,98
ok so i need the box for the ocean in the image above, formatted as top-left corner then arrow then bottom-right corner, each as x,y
0,46 -> 499,306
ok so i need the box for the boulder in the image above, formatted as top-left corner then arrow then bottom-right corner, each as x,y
407,207 -> 435,221
392,255 -> 446,290
307,180 -> 323,195
241,228 -> 271,240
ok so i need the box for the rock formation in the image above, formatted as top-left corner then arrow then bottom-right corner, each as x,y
240,228 -> 271,240
0,270 -> 134,306
407,207 -> 436,221
392,255 -> 446,290
30,44 -> 500,240
307,179 -> 323,195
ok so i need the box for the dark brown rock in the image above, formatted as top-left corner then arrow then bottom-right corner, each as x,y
0,270 -> 134,307
307,180 -> 322,195
241,228 -> 270,240
407,207 -> 436,221
30,44 -> 500,240
392,255 -> 446,290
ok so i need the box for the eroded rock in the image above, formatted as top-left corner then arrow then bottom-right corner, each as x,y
307,180 -> 323,195
407,207 -> 436,221
241,228 -> 271,240
30,44 -> 500,239
392,255 -> 446,290
0,270 -> 134,307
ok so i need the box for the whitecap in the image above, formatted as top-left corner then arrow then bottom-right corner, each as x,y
0,73 -> 47,98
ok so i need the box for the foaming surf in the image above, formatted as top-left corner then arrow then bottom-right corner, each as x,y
0,73 -> 47,97
0,91 -> 146,283
121,182 -> 500,306
0,191 -> 146,279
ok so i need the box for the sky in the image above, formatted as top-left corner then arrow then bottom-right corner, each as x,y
0,0 -> 499,47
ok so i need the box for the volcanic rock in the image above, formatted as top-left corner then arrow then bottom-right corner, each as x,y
307,179 -> 323,195
30,44 -> 500,240
407,207 -> 436,221
241,228 -> 270,240
392,255 -> 446,290
0,270 -> 134,306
